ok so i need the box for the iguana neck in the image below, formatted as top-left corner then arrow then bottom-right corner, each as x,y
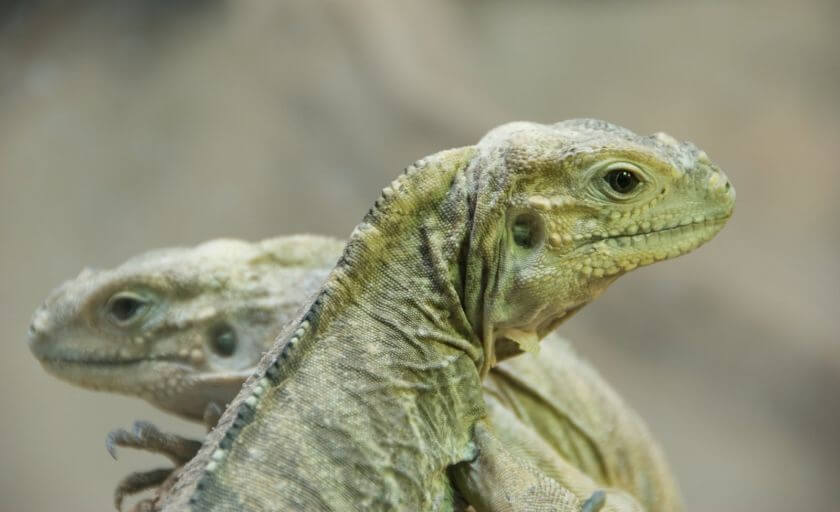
324,146 -> 483,362
180,146 -> 490,510
262,146 -> 483,380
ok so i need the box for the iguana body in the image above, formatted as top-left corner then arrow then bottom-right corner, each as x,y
32,120 -> 734,510
31,236 -> 681,511
171,120 -> 732,511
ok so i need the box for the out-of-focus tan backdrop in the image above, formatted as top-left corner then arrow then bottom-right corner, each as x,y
1,1 -> 837,510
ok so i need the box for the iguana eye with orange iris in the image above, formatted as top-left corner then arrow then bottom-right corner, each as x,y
605,168 -> 640,194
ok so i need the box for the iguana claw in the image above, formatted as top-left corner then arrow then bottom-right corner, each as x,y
106,421 -> 204,510
581,490 -> 606,512
105,420 -> 202,465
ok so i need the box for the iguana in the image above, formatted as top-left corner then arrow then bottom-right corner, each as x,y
33,120 -> 734,510
30,235 -> 682,512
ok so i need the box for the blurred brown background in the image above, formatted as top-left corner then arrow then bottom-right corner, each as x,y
1,1 -> 838,510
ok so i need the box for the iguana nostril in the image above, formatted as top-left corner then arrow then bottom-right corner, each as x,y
725,182 -> 730,190
29,309 -> 50,338
27,321 -> 51,357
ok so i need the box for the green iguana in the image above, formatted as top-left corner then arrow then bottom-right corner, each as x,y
33,120 -> 734,511
30,235 -> 682,512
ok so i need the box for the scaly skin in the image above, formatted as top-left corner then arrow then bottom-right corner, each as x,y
168,120 -> 732,511
30,235 -> 681,511
36,119 -> 734,510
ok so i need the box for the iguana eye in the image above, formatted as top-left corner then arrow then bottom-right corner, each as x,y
209,323 -> 237,357
604,168 -> 640,194
106,293 -> 149,325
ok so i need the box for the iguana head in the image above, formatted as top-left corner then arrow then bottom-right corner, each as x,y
465,119 -> 735,364
28,235 -> 339,420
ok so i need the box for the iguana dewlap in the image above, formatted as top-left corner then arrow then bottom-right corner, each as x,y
31,119 -> 733,511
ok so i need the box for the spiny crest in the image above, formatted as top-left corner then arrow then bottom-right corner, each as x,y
194,286 -> 328,490
252,163 -> 442,379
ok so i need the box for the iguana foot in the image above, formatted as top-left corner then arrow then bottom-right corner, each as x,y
107,421 -> 203,510
114,467 -> 172,511
106,420 -> 202,465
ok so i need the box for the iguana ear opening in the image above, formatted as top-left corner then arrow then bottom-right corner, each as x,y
462,123 -> 568,376
483,208 -> 549,367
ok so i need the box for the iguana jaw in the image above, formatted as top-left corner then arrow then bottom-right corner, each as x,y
569,213 -> 732,278
28,301 -> 265,422
34,354 -> 182,390
34,353 -> 244,421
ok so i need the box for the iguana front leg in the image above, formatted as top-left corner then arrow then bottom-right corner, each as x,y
452,419 -> 609,512
483,396 -> 644,512
106,398 -> 227,510
106,420 -> 203,510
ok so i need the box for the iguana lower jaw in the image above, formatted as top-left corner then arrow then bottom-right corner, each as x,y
28,311 -> 266,420
567,213 -> 732,278
31,351 -> 219,420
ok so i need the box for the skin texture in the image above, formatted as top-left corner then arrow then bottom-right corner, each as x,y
30,236 -> 681,512
33,119 -> 734,510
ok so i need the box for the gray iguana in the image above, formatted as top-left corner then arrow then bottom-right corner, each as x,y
31,236 -> 681,511
31,120 -> 734,510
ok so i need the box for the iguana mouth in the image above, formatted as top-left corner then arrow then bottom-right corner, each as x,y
565,214 -> 731,278
577,214 -> 731,252
41,357 -> 145,366
38,356 -> 179,367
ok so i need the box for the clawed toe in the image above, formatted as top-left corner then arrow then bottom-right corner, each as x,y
581,490 -> 606,512
105,420 -> 201,465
